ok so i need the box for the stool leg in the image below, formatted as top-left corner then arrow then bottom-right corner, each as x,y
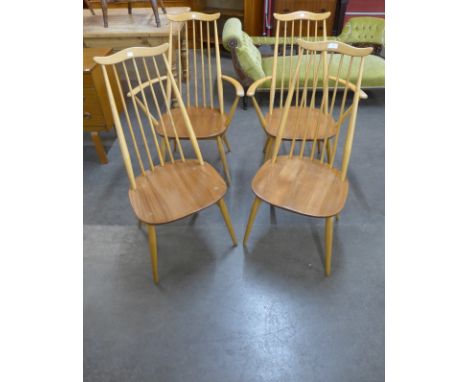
149,0 -> 161,27
101,0 -> 108,28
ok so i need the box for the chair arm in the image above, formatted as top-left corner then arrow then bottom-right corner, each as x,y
328,76 -> 368,99
221,75 -> 244,97
247,76 -> 272,97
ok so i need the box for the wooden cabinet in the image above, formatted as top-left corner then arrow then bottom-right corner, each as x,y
193,0 -> 263,36
83,48 -> 123,164
273,0 -> 342,35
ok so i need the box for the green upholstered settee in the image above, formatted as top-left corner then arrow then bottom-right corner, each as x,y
222,17 -> 385,108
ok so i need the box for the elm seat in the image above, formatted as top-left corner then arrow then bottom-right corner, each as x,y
264,107 -> 337,141
129,160 -> 227,225
159,107 -> 227,139
252,156 -> 349,218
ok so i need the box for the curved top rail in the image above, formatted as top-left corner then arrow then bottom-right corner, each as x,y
167,12 -> 220,22
93,44 -> 169,65
297,39 -> 373,57
274,11 -> 331,21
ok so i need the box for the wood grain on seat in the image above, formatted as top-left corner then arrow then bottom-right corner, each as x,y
265,107 -> 337,140
158,108 -> 227,140
252,156 -> 348,217
129,160 -> 227,224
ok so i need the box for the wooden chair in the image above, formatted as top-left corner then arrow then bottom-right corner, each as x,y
85,0 -> 167,28
165,12 -> 244,186
247,11 -> 332,162
243,39 -> 372,276
93,43 -> 237,284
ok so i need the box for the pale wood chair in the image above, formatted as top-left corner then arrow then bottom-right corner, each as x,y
165,12 -> 244,186
247,11 -> 332,162
243,39 -> 372,276
94,43 -> 237,284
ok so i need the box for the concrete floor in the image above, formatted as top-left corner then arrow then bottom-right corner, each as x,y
84,56 -> 385,381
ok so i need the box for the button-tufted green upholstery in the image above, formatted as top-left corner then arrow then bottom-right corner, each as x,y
222,18 -> 266,81
338,17 -> 385,46
222,16 -> 385,95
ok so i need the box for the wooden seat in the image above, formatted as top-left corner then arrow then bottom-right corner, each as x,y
252,156 -> 348,217
159,107 -> 227,139
167,12 -> 244,185
130,160 -> 226,224
94,44 -> 237,284
244,40 -> 373,277
264,107 -> 337,140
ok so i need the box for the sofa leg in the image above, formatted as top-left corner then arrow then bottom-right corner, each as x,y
243,95 -> 248,110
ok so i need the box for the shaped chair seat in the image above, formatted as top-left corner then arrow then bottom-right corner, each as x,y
129,160 -> 227,225
264,107 -> 337,140
252,156 -> 349,217
159,107 -> 227,139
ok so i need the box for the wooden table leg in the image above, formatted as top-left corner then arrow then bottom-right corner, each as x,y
84,0 -> 95,15
128,2 -> 132,14
101,0 -> 109,28
149,0 -> 162,27
91,132 -> 109,164
159,0 -> 167,14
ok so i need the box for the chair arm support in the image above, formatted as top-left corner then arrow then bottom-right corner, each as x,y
328,76 -> 368,99
247,76 -> 272,97
221,75 -> 244,97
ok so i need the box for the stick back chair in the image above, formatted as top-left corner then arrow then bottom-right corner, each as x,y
247,11 -> 332,161
243,39 -> 372,276
94,43 -> 237,284
165,12 -> 244,186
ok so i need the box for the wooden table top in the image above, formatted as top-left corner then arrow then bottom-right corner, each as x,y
83,7 -> 190,38
83,48 -> 112,72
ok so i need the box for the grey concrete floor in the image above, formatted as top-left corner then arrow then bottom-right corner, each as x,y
84,56 -> 384,381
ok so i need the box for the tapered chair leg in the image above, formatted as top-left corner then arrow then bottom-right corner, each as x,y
100,0 -> 108,28
325,216 -> 335,276
222,134 -> 231,153
216,136 -> 231,186
263,137 -> 273,163
217,198 -> 237,246
147,225 -> 159,284
244,197 -> 262,245
326,139 -> 332,164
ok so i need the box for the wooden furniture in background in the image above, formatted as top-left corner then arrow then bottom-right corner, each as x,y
247,11 -> 331,161
244,40 -> 372,276
83,48 -> 123,164
193,0 -> 263,38
273,0 -> 350,35
166,12 -> 244,186
94,43 -> 237,284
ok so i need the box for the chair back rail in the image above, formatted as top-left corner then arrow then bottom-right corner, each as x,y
271,40 -> 372,181
167,12 -> 224,114
94,44 -> 204,190
269,11 -> 331,113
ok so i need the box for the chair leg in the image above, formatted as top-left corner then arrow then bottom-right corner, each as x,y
84,0 -> 95,15
242,95 -> 248,110
159,0 -> 167,13
149,0 -> 162,27
216,198 -> 238,246
147,225 -> 159,284
325,216 -> 335,276
263,136 -> 273,163
100,0 -> 108,28
326,139 -> 332,164
222,134 -> 231,153
90,132 -> 108,164
243,197 -> 262,245
160,139 -> 167,162
216,136 -> 231,186
127,2 -> 132,14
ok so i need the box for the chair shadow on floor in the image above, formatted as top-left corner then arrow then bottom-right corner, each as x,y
241,223 -> 344,287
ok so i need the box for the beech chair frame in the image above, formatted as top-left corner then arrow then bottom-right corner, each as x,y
166,12 -> 244,186
243,39 -> 372,276
94,43 -> 237,284
245,12 -> 333,161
